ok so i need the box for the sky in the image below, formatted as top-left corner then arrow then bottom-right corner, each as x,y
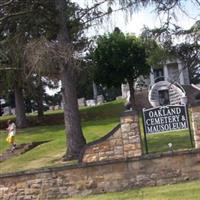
46,0 -> 199,95
87,0 -> 199,37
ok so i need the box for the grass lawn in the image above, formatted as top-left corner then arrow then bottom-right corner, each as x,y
0,117 -> 119,173
138,112 -> 194,153
0,100 -> 195,173
64,180 -> 200,200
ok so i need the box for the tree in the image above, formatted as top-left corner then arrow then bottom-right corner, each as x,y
0,0 -> 199,159
91,29 -> 150,108
0,36 -> 28,127
0,0 -> 59,127
142,20 -> 200,83
24,75 -> 55,118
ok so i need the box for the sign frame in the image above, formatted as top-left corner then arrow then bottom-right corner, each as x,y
142,105 -> 193,154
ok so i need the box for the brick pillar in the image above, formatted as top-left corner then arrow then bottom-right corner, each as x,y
191,106 -> 200,149
80,111 -> 143,163
120,111 -> 142,157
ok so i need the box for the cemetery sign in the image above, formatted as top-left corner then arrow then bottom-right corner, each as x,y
143,105 -> 188,134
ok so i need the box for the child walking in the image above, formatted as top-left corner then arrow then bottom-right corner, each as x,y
6,120 -> 17,152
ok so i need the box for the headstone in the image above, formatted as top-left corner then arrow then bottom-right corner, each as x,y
121,84 -> 129,99
116,96 -> 123,100
11,108 -> 15,115
54,105 -> 60,110
0,99 -> 5,104
61,102 -> 64,109
78,98 -> 86,107
49,106 -> 54,111
96,95 -> 104,105
86,99 -> 96,107
3,107 -> 12,115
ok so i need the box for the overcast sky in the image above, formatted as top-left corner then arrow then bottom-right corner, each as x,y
86,0 -> 199,37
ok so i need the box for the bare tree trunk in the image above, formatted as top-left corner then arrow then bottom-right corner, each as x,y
36,78 -> 44,119
37,92 -> 44,119
57,0 -> 86,160
61,68 -> 86,160
93,81 -> 98,102
127,78 -> 135,110
14,86 -> 28,128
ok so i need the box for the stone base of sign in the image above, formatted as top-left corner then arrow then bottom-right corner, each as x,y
79,111 -> 142,163
191,105 -> 200,148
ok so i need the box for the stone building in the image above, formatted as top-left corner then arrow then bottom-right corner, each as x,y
121,59 -> 200,109
149,59 -> 190,86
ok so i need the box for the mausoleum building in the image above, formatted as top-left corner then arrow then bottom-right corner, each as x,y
121,58 -> 200,109
150,59 -> 190,86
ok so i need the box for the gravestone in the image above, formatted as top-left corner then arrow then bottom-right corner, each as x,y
49,106 -> 54,111
54,105 -> 60,110
86,99 -> 96,107
3,106 -> 12,115
11,108 -> 15,115
78,98 -> 86,107
96,95 -> 104,105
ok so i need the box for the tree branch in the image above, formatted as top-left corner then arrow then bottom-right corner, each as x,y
81,2 -> 138,27
78,0 -> 108,20
0,10 -> 33,22
194,0 -> 200,6
0,0 -> 13,8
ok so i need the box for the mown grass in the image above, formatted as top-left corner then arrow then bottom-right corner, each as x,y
63,180 -> 200,200
0,100 -> 125,129
138,112 -> 194,153
0,100 -> 195,173
0,118 -> 119,173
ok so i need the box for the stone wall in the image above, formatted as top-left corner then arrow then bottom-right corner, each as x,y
0,149 -> 200,200
80,111 -> 142,163
192,106 -> 200,148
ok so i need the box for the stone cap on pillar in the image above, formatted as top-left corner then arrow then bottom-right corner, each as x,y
120,111 -> 138,124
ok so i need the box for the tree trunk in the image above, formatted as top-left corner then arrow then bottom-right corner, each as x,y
61,68 -> 86,160
36,78 -> 44,119
57,0 -> 86,160
14,86 -> 28,128
92,81 -> 98,103
127,78 -> 135,110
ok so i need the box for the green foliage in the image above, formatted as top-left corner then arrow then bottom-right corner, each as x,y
141,21 -> 200,72
170,42 -> 200,84
92,29 -> 150,87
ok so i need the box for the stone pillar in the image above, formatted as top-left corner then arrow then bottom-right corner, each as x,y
150,67 -> 154,86
121,83 -> 129,99
163,64 -> 168,81
191,106 -> 200,149
80,111 -> 143,163
178,61 -> 184,85
120,111 -> 142,157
